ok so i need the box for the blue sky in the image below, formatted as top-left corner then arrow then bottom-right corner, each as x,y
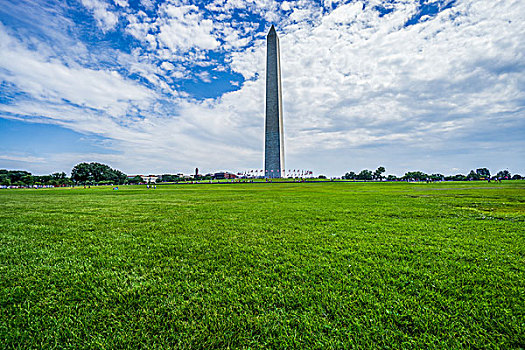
0,0 -> 523,176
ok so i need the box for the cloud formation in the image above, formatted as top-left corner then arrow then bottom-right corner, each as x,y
81,0 -> 119,31
0,0 -> 524,176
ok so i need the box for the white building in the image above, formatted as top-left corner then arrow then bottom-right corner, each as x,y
141,175 -> 159,183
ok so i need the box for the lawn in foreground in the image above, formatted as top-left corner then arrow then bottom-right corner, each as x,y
0,181 -> 524,348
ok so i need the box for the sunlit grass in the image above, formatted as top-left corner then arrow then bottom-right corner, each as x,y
1,181 -> 524,348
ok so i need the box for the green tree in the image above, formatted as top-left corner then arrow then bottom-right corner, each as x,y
446,174 -> 466,181
466,170 -> 480,181
111,169 -> 127,184
52,172 -> 67,180
343,171 -> 356,180
71,162 -> 127,184
386,174 -> 398,181
6,170 -> 31,183
21,175 -> 34,185
373,166 -> 386,180
59,177 -> 73,186
403,171 -> 428,181
476,168 -> 490,178
36,175 -> 52,185
496,170 -> 511,179
128,176 -> 143,184
357,170 -> 373,180
71,163 -> 92,184
429,173 -> 444,181
0,176 -> 11,186
160,174 -> 171,182
90,163 -> 113,183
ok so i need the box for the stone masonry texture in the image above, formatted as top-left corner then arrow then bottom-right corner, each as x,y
264,25 -> 285,178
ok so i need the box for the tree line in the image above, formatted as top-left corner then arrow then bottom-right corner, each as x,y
2,163 -> 523,187
342,167 -> 521,181
0,162 -> 128,187
1,163 -> 211,187
0,169 -> 71,187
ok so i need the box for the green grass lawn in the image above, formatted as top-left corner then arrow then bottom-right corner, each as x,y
1,181 -> 524,348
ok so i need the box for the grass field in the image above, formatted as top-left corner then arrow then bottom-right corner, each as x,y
1,181 -> 524,348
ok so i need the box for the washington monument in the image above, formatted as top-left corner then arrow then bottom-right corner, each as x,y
264,25 -> 285,179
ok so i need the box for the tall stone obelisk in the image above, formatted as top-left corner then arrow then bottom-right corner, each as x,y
264,25 -> 285,179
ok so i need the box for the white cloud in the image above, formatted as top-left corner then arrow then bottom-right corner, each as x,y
150,4 -> 219,52
140,0 -> 154,10
81,0 -> 119,31
125,11 -> 151,40
114,0 -> 128,7
0,24 -> 157,134
0,28 -> 154,117
160,61 -> 175,70
281,2 -> 292,11
196,71 -> 212,83
0,154 -> 46,163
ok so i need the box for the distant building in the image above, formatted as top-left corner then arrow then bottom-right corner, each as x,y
141,175 -> 159,183
213,172 -> 237,179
